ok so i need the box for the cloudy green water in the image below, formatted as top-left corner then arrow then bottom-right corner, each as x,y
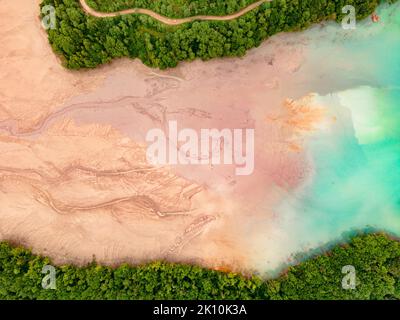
271,2 -> 400,272
297,86 -> 400,238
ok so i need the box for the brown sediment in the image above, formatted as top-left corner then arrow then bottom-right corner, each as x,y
372,13 -> 380,23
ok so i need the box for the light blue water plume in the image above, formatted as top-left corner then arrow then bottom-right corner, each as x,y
270,2 -> 400,273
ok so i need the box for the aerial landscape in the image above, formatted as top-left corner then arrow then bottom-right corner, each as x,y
0,0 -> 399,301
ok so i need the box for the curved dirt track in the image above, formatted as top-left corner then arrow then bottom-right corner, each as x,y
79,0 -> 269,25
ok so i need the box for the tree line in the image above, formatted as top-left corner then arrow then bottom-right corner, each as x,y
1,233 -> 399,299
41,0 -> 391,70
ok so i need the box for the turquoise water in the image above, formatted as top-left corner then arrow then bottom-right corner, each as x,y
301,87 -> 400,239
272,2 -> 400,270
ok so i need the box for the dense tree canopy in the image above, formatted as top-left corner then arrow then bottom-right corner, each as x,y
41,0 -> 392,69
1,233 -> 399,299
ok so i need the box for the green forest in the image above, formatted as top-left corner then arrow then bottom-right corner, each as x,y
86,0 -> 259,18
1,233 -> 399,300
41,0 -> 391,70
